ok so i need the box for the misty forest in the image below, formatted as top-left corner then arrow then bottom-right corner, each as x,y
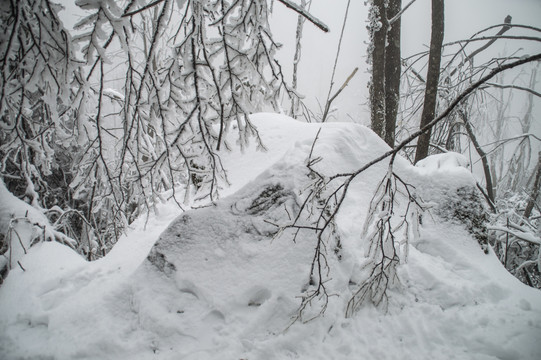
1,0 -> 540,359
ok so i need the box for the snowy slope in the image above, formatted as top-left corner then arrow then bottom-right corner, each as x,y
1,113 -> 540,360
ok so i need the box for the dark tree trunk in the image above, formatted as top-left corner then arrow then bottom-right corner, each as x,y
459,110 -> 495,207
384,0 -> 402,147
370,0 -> 387,139
414,0 -> 444,164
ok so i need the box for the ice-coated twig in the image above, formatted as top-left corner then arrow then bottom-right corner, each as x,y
276,0 -> 329,32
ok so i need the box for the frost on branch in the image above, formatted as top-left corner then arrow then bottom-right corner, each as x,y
284,130 -> 424,321
1,0 -> 302,258
0,0 -> 84,250
346,163 -> 424,315
68,0 -> 301,249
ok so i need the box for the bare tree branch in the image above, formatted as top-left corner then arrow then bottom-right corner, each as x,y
122,0 -> 165,17
389,0 -> 417,25
333,54 -> 541,180
485,82 -> 541,98
276,0 -> 329,32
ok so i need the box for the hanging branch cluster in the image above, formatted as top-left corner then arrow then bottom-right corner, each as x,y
346,161 -> 423,315
0,0 -> 84,248
71,0 -> 301,241
288,141 -> 423,321
1,0 -> 307,258
0,0 -> 76,204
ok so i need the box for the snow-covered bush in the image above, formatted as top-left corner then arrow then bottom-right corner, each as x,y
489,192 -> 541,289
435,186 -> 489,253
0,180 -> 77,284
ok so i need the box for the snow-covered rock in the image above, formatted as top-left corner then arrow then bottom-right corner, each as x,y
0,114 -> 540,360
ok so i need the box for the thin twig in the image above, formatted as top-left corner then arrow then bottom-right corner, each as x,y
276,0 -> 329,32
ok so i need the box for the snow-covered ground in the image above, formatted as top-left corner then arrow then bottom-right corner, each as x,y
1,113 -> 540,359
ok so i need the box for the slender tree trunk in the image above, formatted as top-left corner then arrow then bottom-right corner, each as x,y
370,0 -> 387,138
292,0 -> 307,90
459,110 -> 495,206
291,0 -> 307,118
524,152 -> 541,219
384,0 -> 402,147
414,0 -> 444,164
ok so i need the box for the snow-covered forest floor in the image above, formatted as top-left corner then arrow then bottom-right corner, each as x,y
1,114 -> 540,359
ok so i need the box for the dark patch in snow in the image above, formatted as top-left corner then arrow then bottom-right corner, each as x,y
147,250 -> 176,275
436,186 -> 489,253
203,309 -> 225,322
245,184 -> 295,215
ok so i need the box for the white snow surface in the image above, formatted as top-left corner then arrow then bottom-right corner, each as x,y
416,151 -> 470,171
1,113 -> 540,359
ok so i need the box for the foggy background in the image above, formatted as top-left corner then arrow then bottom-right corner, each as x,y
269,0 -> 541,125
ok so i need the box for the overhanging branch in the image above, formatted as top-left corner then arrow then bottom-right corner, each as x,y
485,82 -> 541,98
332,53 -> 541,181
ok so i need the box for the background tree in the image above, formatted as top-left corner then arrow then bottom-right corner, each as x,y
413,0 -> 444,164
368,0 -> 387,139
398,12 -> 541,286
368,0 -> 402,147
384,0 -> 402,147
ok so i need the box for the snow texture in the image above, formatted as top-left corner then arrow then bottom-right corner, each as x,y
1,113 -> 540,359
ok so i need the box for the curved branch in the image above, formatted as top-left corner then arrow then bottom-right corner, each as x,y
348,54 -> 541,176
485,83 -> 541,98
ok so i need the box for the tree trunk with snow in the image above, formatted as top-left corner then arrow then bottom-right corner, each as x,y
384,0 -> 402,147
369,0 -> 387,139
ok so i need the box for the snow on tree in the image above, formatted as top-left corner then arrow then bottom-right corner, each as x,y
1,0 -> 321,257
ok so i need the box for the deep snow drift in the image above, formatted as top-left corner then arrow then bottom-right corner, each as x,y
1,113 -> 540,359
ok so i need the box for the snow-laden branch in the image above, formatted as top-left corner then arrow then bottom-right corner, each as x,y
389,0 -> 417,25
121,0 -> 165,17
444,35 -> 541,48
276,0 -> 329,33
489,226 -> 541,246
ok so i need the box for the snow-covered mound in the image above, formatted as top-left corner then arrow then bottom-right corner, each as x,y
1,114 -> 540,359
0,180 -> 74,283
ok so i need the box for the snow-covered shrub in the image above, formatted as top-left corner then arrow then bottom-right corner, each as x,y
0,180 -> 78,284
434,186 -> 489,253
489,192 -> 541,289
